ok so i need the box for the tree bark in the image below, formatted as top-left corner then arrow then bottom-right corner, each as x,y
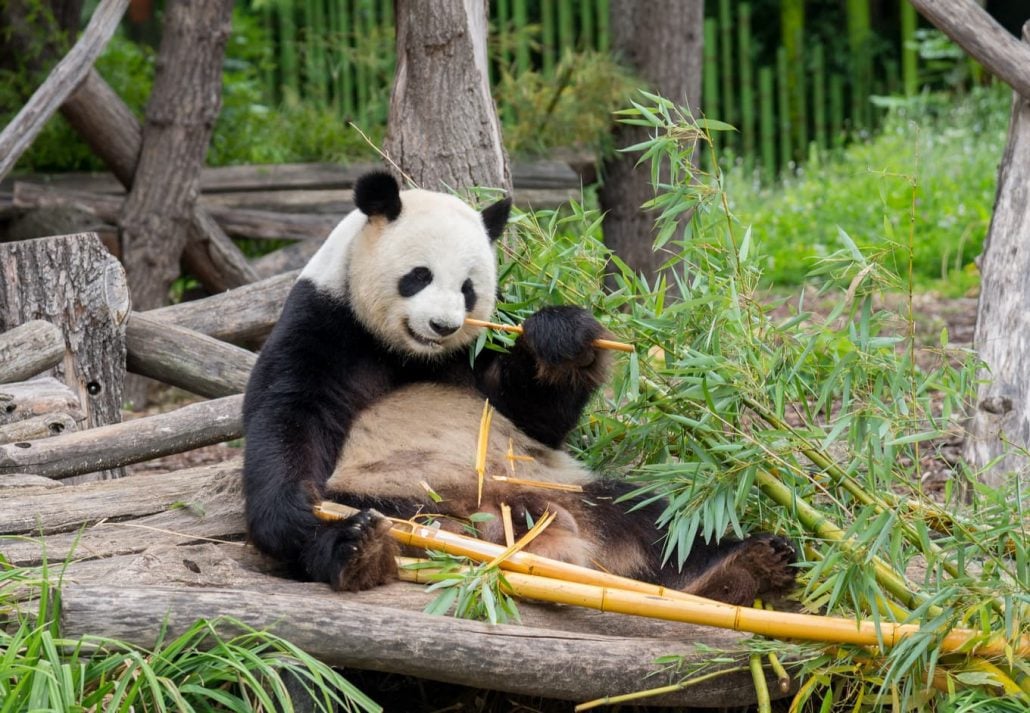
962,22 -> 1030,489
0,234 -> 128,429
598,0 -> 704,284
118,0 -> 235,313
386,0 -> 511,193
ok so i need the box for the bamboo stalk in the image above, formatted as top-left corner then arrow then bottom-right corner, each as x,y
702,18 -> 720,162
595,0 -> 609,52
316,503 -> 1030,656
759,66 -> 775,183
513,0 -> 529,75
580,0 -> 595,51
718,0 -> 735,150
464,318 -> 634,353
540,0 -> 556,75
901,1 -> 918,96
737,3 -> 755,173
776,47 -> 792,172
829,73 -> 844,146
750,652 -> 772,713
812,43 -> 827,153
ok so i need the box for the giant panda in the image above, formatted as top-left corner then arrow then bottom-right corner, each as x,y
242,171 -> 796,605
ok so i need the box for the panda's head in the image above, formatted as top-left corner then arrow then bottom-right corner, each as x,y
304,171 -> 511,358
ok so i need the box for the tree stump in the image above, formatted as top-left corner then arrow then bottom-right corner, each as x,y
963,23 -> 1030,490
0,233 -> 129,478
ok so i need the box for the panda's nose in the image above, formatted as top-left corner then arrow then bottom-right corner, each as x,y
429,320 -> 460,337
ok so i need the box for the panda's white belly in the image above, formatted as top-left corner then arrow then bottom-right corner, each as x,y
325,382 -> 592,500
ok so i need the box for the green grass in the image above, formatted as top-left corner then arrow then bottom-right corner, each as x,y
723,86 -> 1010,295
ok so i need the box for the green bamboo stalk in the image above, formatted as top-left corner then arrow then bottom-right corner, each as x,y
327,0 -> 339,111
311,0 -> 329,106
541,0 -> 556,75
580,0 -> 595,51
262,3 -> 276,103
703,18 -> 720,163
595,0 -> 609,52
277,1 -> 300,102
812,43 -> 826,153
338,0 -> 354,117
830,73 -> 844,147
776,47 -> 791,172
884,57 -> 899,97
497,0 -> 511,72
301,0 -> 318,104
737,3 -> 755,173
781,0 -> 804,162
353,0 -> 369,122
380,0 -> 392,27
901,0 -> 918,96
514,0 -> 529,75
846,0 -> 871,130
759,66 -> 775,183
718,0 -> 735,151
558,0 -> 574,55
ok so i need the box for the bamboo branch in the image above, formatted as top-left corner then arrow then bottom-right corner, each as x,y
465,318 -> 634,352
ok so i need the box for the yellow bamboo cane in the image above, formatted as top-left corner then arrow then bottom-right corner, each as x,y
315,502 -> 1030,657
464,317 -> 635,353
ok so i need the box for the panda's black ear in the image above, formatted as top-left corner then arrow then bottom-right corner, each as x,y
481,197 -> 512,242
354,171 -> 402,221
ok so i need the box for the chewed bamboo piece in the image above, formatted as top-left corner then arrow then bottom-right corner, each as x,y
464,318 -> 634,353
313,501 -> 1030,657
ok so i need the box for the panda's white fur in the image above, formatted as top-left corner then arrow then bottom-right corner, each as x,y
302,189 -> 497,357
242,170 -> 797,601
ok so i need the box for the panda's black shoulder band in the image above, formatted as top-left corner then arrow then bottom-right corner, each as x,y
354,170 -> 402,221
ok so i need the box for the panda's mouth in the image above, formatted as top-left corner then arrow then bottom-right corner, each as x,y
404,321 -> 443,348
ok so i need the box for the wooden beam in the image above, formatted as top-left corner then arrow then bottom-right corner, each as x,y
908,1 -> 1030,99
0,395 -> 243,480
0,0 -> 129,182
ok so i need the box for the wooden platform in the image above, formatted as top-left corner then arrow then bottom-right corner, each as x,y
0,459 -> 785,708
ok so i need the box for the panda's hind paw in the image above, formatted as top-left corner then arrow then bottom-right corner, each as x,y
684,534 -> 797,606
328,510 -> 399,592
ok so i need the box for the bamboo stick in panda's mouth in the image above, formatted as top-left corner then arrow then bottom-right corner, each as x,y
464,318 -> 634,353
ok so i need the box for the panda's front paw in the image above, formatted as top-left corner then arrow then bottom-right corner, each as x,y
311,510 -> 399,592
520,306 -> 611,387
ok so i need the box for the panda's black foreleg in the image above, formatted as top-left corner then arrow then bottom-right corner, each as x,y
304,512 -> 399,591
476,305 -> 611,448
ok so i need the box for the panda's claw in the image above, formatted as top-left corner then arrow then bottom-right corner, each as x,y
521,306 -> 611,387
322,509 -> 399,592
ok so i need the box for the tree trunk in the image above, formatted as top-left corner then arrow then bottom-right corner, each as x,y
962,22 -> 1030,490
385,0 -> 510,193
598,0 -> 704,284
118,0 -> 234,313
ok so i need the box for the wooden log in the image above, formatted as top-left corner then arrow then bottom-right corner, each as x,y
0,0 -> 129,183
0,413 -> 78,444
0,394 -> 243,480
60,70 -> 258,293
0,320 -> 64,383
0,377 -> 83,427
7,158 -> 586,195
909,2 -> 1030,100
144,271 -> 297,344
963,24 -> 1030,488
0,234 -> 128,429
60,580 -> 769,707
13,182 -> 337,241
125,312 -> 256,397
0,473 -> 62,490
251,241 -> 320,279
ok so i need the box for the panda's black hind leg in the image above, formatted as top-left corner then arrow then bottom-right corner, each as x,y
304,510 -> 399,592
681,534 -> 797,606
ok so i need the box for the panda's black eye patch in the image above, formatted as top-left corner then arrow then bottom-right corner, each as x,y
462,278 -> 477,312
398,267 -> 433,297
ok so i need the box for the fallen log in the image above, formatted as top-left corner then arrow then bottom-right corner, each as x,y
0,320 -> 64,383
144,271 -> 297,344
0,0 -> 129,182
0,473 -> 62,490
0,377 -> 83,428
60,578 -> 769,707
0,394 -> 243,480
125,313 -> 256,397
251,241 -> 320,279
